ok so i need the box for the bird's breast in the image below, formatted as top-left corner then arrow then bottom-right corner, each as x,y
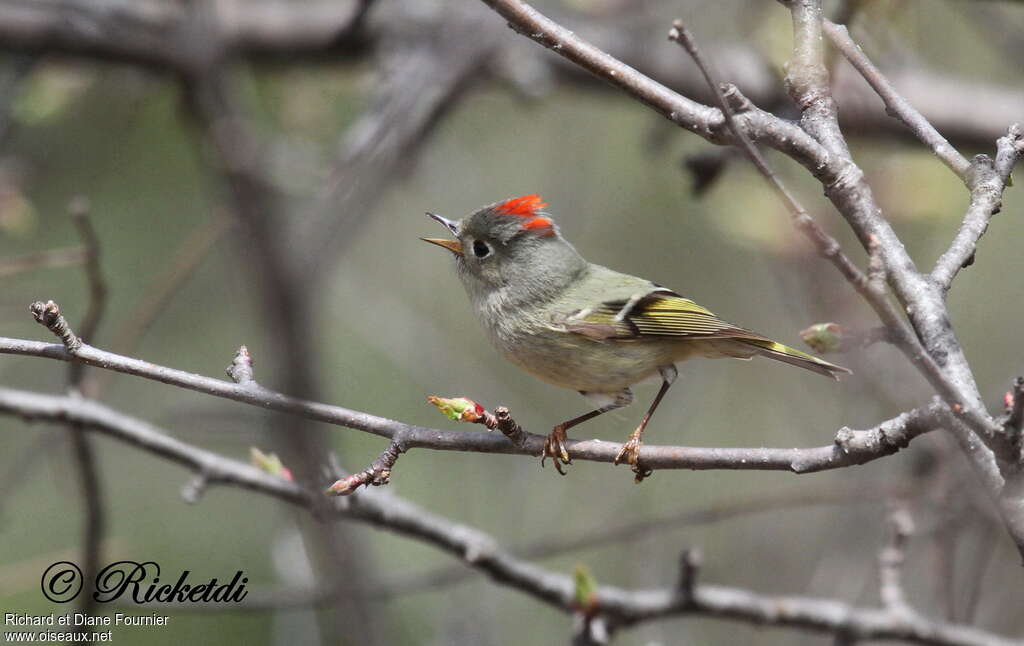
477,303 -> 678,393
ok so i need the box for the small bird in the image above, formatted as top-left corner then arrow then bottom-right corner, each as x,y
422,195 -> 849,480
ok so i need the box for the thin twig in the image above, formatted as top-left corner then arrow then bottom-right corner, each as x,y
477,1 -> 1007,472
0,331 -> 944,473
297,14 -> 496,279
68,196 -> 106,349
325,439 -> 404,496
0,387 -> 1014,646
778,0 -> 1019,557
931,125 -> 1024,292
181,32 -> 383,639
667,20 -> 883,318
374,482 -> 912,599
66,196 -> 109,617
821,20 -> 971,181
0,0 -> 1018,149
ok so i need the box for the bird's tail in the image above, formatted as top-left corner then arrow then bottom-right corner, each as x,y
738,338 -> 851,380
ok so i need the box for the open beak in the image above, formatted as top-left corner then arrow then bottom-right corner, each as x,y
421,212 -> 463,255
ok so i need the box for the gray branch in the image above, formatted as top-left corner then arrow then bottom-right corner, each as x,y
0,334 -> 943,473
0,386 -> 1013,646
0,0 -> 1019,149
932,125 -> 1024,292
822,20 -> 971,181
476,0 -> 1024,563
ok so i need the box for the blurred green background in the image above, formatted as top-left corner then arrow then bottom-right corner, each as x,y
2,0 -> 1023,644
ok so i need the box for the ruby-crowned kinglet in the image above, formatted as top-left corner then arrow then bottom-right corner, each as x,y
422,195 -> 849,480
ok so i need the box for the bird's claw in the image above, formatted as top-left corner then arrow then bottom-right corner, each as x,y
613,436 -> 640,466
614,435 -> 651,483
541,425 -> 571,475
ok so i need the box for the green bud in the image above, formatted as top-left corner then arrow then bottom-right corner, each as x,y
799,322 -> 844,354
573,564 -> 598,611
250,447 -> 293,481
324,475 -> 361,497
427,395 -> 485,422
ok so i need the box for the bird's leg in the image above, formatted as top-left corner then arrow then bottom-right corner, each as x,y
615,365 -> 678,482
543,389 -> 632,475
543,407 -> 613,476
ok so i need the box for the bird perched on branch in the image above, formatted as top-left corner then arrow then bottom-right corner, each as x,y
422,195 -> 849,480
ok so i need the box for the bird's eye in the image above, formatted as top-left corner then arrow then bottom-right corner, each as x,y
472,240 -> 490,258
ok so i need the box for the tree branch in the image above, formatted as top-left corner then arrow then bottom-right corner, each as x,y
296,12 -> 496,277
0,0 -> 369,69
821,20 -> 971,181
64,196 -> 109,616
0,386 -> 1013,646
178,17 -> 383,638
3,0 -> 1017,149
476,0 -> 1023,564
668,21 -> 868,294
475,0 -> 987,434
0,332 -> 944,473
931,125 -> 1024,292
376,482 -> 912,599
781,0 -> 1020,561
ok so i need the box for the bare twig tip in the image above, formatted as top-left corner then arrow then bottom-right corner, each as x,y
325,440 -> 402,497
29,300 -> 82,352
226,345 -> 255,384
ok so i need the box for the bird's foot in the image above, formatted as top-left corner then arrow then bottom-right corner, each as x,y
613,435 -> 640,466
541,425 -> 572,475
614,434 -> 652,483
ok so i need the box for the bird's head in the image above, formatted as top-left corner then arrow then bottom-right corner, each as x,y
421,195 -> 588,306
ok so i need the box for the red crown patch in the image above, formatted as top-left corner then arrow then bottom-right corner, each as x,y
494,194 -> 554,236
495,194 -> 548,218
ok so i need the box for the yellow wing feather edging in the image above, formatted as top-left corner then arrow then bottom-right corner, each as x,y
568,292 -> 851,379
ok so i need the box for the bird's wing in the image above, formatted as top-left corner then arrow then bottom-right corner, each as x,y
562,290 -> 763,341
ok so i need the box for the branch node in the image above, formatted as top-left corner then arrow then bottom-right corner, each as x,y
30,300 -> 82,352
226,345 -> 256,385
966,153 -> 996,191
492,406 -> 529,449
834,427 -> 855,452
325,439 -> 404,496
994,123 -> 1024,184
719,82 -> 753,114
